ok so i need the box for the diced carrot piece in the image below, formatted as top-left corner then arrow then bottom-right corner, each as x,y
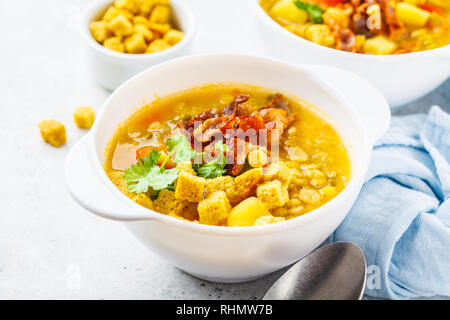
136,146 -> 175,168
421,4 -> 443,15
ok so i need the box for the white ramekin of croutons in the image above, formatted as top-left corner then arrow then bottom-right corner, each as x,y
81,0 -> 196,91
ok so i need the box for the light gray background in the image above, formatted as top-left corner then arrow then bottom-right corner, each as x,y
0,0 -> 448,299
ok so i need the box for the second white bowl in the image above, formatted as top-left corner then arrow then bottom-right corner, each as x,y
251,0 -> 450,108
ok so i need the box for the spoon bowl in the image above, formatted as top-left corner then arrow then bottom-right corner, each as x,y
263,242 -> 366,300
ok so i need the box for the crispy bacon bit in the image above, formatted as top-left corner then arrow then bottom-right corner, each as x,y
176,93 -> 296,175
352,13 -> 372,36
261,93 -> 289,111
336,29 -> 357,52
377,0 -> 406,39
222,94 -> 250,116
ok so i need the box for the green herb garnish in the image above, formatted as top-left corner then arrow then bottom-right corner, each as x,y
294,0 -> 324,24
166,134 -> 195,163
194,141 -> 228,179
123,149 -> 179,194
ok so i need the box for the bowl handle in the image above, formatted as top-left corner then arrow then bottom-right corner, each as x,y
65,134 -> 154,221
302,65 -> 391,146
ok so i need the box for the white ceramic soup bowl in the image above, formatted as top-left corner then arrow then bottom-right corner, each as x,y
65,54 -> 390,283
251,0 -> 450,108
80,0 -> 196,91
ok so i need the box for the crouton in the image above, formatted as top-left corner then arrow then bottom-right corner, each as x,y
38,120 -> 66,147
103,37 -> 125,52
163,29 -> 184,45
108,170 -> 136,198
175,172 -> 206,202
115,0 -> 140,14
102,6 -> 122,22
133,24 -> 153,42
133,15 -> 150,27
145,39 -> 170,53
253,215 -> 285,226
198,191 -> 231,225
132,193 -> 154,210
153,189 -> 199,220
262,162 -> 293,185
204,175 -> 240,205
124,33 -> 147,53
176,161 -> 196,175
149,5 -> 171,24
107,13 -> 133,37
234,168 -> 263,202
89,21 -> 110,43
148,22 -> 171,35
73,106 -> 95,129
256,180 -> 289,209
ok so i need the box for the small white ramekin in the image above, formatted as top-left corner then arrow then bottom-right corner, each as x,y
250,0 -> 450,108
80,0 -> 196,90
65,54 -> 390,283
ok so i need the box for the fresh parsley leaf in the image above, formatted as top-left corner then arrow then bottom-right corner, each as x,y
293,0 -> 324,24
122,149 -> 179,194
194,141 -> 228,179
165,134 -> 195,163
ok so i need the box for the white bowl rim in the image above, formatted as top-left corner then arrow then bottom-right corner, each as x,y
85,53 -> 371,236
250,0 -> 450,61
80,0 -> 196,61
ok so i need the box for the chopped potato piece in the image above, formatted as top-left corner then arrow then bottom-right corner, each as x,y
270,0 -> 309,24
285,24 -> 310,37
323,7 -> 350,30
38,120 -> 66,148
73,106 -> 95,129
305,25 -> 335,47
396,3 -> 430,27
253,215 -> 285,226
363,35 -> 397,55
228,197 -> 270,227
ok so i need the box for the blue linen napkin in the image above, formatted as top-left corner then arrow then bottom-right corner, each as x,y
331,106 -> 450,299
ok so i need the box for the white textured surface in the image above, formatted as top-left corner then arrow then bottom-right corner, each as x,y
0,0 -> 448,299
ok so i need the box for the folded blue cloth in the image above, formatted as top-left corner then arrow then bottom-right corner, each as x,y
331,106 -> 450,299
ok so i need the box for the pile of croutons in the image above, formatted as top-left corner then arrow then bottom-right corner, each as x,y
89,0 -> 184,54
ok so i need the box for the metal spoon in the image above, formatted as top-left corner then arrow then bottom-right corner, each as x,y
263,241 -> 367,300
